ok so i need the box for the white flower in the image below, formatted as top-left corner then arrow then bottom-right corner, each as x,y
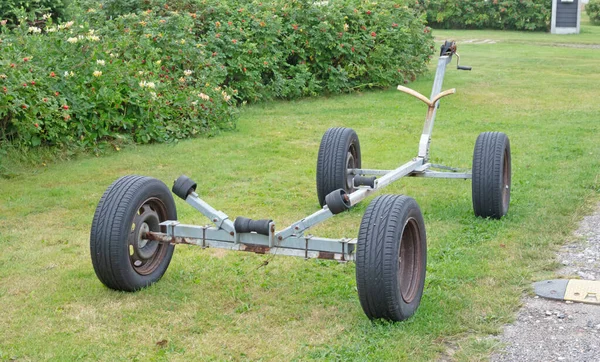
66,37 -> 78,43
86,35 -> 100,42
0,74 -> 7,79
28,27 -> 41,34
184,69 -> 193,76
138,71 -> 144,76
46,26 -> 57,32
96,60 -> 105,66
64,71 -> 74,77
150,91 -> 157,99
198,93 -> 210,101
344,23 -> 349,31
42,14 -> 51,20
93,70 -> 102,77
178,77 -> 185,83
222,91 -> 231,101
155,60 -> 161,65
191,101 -> 198,106
109,53 -> 116,58
139,80 -> 155,89
63,21 -> 74,29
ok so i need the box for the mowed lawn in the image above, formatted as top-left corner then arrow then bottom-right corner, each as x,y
1,22 -> 599,361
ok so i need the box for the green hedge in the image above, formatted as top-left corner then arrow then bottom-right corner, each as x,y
0,12 -> 237,148
415,0 -> 551,31
0,0 -> 434,149
587,0 -> 600,24
0,0 -> 68,25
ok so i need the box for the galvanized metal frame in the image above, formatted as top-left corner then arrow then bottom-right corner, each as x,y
148,51 -> 470,261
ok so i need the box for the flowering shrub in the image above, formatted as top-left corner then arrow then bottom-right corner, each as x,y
587,0 -> 600,24
0,0 -> 67,26
414,0 -> 551,31
143,0 -> 435,101
1,0 -> 434,149
0,12 -> 237,148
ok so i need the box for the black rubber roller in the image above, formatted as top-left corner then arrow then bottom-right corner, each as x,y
172,175 -> 197,200
234,217 -> 272,236
325,189 -> 352,215
354,176 -> 376,188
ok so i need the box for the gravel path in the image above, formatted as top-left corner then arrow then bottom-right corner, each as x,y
492,202 -> 600,362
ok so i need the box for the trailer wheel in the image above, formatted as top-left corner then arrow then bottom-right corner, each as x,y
472,132 -> 511,219
90,175 -> 177,291
316,127 -> 361,207
356,195 -> 427,322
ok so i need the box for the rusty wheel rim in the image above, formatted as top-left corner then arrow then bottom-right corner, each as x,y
398,217 -> 422,304
346,152 -> 355,190
346,144 -> 358,191
502,148 -> 510,213
129,197 -> 169,275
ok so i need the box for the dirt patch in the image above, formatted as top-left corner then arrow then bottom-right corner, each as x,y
540,43 -> 600,50
209,247 -> 229,259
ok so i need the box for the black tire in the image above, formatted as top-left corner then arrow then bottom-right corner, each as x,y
316,127 -> 361,207
472,132 -> 511,219
356,195 -> 427,322
90,175 -> 177,291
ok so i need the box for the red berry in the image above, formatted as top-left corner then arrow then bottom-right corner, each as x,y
30,81 -> 35,85
55,91 -> 59,96
62,105 -> 69,110
50,72 -> 56,77
34,123 -> 39,127
371,32 -> 376,37
22,104 -> 28,109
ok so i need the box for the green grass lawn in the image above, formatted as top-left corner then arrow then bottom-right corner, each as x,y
1,22 -> 600,361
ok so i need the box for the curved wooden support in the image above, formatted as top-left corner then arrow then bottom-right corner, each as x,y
397,85 -> 431,106
396,85 -> 456,107
431,88 -> 456,105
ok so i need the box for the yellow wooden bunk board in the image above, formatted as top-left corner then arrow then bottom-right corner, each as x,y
534,279 -> 600,304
